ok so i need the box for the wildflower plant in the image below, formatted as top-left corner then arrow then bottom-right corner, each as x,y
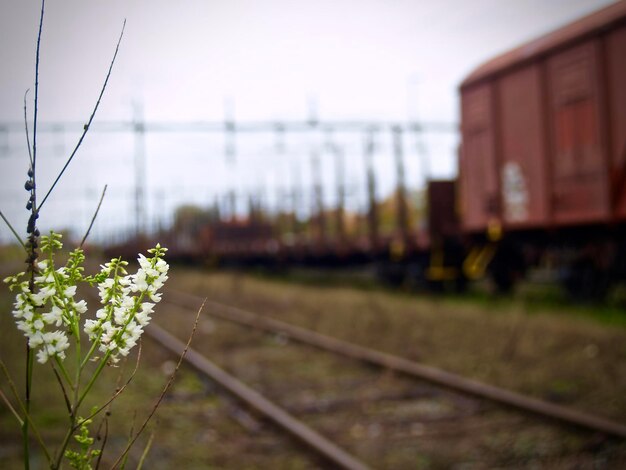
3,233 -> 170,468
0,2 -> 200,468
4,234 -> 169,368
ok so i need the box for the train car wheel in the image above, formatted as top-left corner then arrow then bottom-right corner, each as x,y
562,260 -> 611,302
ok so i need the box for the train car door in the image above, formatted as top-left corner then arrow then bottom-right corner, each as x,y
547,40 -> 610,225
460,84 -> 499,233
498,64 -> 549,228
607,25 -> 626,219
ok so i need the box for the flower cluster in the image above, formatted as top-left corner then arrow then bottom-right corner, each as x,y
4,233 -> 87,364
84,244 -> 168,363
4,232 -> 169,366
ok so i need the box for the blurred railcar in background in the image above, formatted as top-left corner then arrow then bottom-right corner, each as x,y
458,0 -> 626,297
111,1 -> 626,300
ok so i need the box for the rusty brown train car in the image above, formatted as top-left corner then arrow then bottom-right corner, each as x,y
458,0 -> 626,296
120,2 -> 626,299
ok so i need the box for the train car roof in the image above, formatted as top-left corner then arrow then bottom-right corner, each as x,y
461,0 -> 626,88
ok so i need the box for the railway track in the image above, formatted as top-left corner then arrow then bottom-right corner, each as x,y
143,288 -> 626,468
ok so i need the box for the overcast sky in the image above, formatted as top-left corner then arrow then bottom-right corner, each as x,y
0,0 -> 617,243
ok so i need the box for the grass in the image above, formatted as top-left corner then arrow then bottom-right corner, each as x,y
245,264 -> 626,327
168,266 -> 626,424
2,261 -> 626,468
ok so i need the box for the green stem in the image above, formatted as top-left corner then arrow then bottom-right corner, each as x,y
54,423 -> 75,469
80,339 -> 101,370
0,210 -> 27,251
54,348 -> 109,470
0,359 -> 52,464
53,356 -> 74,391
0,389 -> 24,426
76,351 -> 111,410
50,364 -> 72,417
23,346 -> 33,470
136,427 -> 155,470
73,320 -> 82,409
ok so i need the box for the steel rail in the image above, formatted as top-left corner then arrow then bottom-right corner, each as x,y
145,322 -> 370,470
163,288 -> 626,440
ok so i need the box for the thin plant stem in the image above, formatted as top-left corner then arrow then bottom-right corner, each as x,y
32,0 -> 44,173
53,356 -> 74,390
50,364 -> 73,416
23,347 -> 34,470
80,343 -> 142,425
80,184 -> 107,249
76,288 -> 149,411
0,359 -> 52,464
76,351 -> 111,410
24,2 -> 46,466
39,20 -> 126,211
0,359 -> 27,417
80,337 -> 101,371
136,427 -> 156,470
54,423 -> 75,469
110,300 -> 205,468
94,418 -> 108,470
23,89 -> 33,167
0,388 -> 24,426
121,411 -> 138,470
72,316 -> 82,418
0,210 -> 27,250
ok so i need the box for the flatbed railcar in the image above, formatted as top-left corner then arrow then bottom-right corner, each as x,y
115,1 -> 626,299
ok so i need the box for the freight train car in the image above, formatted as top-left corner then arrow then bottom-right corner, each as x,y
458,0 -> 626,297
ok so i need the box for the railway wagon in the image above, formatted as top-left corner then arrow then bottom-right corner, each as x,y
459,0 -> 626,296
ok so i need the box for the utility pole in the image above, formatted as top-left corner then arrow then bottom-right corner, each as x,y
133,102 -> 146,236
291,163 -> 301,237
392,125 -> 410,248
223,97 -> 236,163
407,74 -> 431,184
364,129 -> 379,250
311,151 -> 325,245
333,143 -> 346,244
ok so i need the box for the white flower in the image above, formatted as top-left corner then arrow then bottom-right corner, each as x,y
131,271 -> 148,292
63,286 -> 77,297
74,300 -> 88,314
42,306 -> 64,327
84,246 -> 169,363
28,331 -> 44,348
35,331 -> 70,364
84,319 -> 98,338
137,254 -> 151,270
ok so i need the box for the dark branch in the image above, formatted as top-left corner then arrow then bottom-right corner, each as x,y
39,19 -> 126,211
23,89 -> 33,167
80,184 -> 108,249
0,210 -> 27,250
110,300 -> 205,468
79,341 -> 142,425
32,0 -> 44,175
